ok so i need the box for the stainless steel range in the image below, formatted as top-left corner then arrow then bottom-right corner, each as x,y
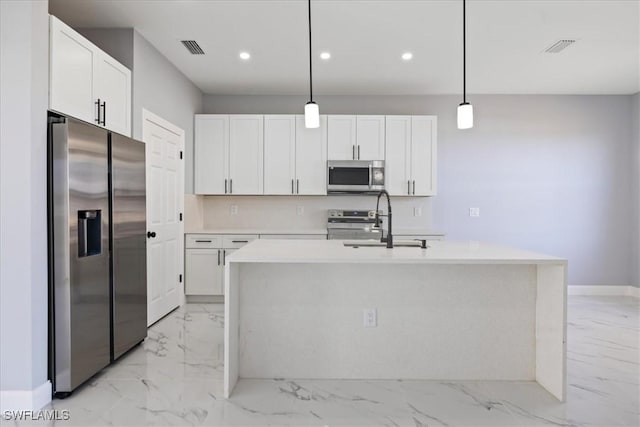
327,209 -> 382,240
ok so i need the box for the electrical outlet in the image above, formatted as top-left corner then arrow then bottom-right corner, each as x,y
414,207 -> 422,217
230,205 -> 238,215
469,207 -> 480,217
363,308 -> 377,328
296,206 -> 304,216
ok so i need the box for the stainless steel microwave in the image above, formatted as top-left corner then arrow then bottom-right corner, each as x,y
327,160 -> 385,194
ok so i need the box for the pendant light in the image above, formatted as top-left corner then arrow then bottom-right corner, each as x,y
457,0 -> 473,129
304,0 -> 320,128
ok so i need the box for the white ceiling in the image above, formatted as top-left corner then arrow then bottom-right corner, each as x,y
50,0 -> 640,95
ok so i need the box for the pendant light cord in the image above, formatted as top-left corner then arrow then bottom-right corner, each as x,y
462,0 -> 466,104
308,0 -> 314,102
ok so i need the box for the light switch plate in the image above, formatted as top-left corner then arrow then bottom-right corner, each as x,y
414,207 -> 422,217
469,207 -> 480,217
363,308 -> 377,327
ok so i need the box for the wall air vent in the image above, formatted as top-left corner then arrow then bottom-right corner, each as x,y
181,40 -> 205,55
544,39 -> 576,53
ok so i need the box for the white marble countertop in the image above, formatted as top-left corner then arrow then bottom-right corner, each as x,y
226,239 -> 566,265
185,228 -> 328,235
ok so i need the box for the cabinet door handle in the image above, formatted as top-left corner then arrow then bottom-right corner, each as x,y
195,239 -> 211,243
413,180 -> 416,195
291,179 -> 294,194
352,145 -> 356,160
223,249 -> 226,265
95,99 -> 101,124
232,240 -> 248,243
217,249 -> 221,265
101,101 -> 106,126
357,145 -> 360,159
225,179 -> 228,194
230,179 -> 233,194
408,180 -> 411,195
296,179 -> 299,194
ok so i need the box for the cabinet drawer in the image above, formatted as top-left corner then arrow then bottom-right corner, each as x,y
185,234 -> 222,249
222,235 -> 258,249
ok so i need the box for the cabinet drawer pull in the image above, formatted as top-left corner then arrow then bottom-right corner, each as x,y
231,240 -> 248,243
195,240 -> 212,243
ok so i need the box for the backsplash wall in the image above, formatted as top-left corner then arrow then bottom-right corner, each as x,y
185,194 -> 434,232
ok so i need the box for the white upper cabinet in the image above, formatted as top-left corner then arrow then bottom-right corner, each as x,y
295,115 -> 327,195
194,115 -> 228,195
229,116 -> 264,195
264,115 -> 296,195
194,115 -> 264,195
327,115 -> 357,160
263,115 -> 327,195
328,115 -> 385,160
385,115 -> 437,196
49,15 -> 97,125
356,116 -> 385,160
95,52 -> 131,136
49,15 -> 131,136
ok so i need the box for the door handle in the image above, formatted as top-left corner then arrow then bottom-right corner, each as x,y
296,179 -> 299,194
292,179 -> 294,194
94,99 -> 101,124
408,180 -> 410,195
413,180 -> 416,195
195,239 -> 211,243
217,249 -> 220,265
222,249 -> 226,265
231,240 -> 248,243
225,179 -> 228,194
357,145 -> 360,159
352,145 -> 356,160
230,179 -> 233,194
101,101 -> 106,126
147,231 -> 156,238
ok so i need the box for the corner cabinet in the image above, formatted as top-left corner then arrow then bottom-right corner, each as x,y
49,15 -> 131,136
263,115 -> 327,195
385,116 -> 437,196
194,115 -> 264,195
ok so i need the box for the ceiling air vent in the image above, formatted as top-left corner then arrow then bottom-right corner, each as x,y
544,39 -> 576,53
181,40 -> 204,55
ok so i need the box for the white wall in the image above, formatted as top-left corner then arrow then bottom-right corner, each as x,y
78,28 -> 134,69
632,93 -> 640,288
201,94 -> 636,287
0,0 -> 51,409
132,31 -> 202,192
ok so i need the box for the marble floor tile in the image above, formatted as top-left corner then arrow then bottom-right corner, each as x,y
7,295 -> 638,427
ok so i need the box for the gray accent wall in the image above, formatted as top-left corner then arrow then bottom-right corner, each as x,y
77,29 -> 203,193
0,0 -> 50,398
203,94 -> 637,287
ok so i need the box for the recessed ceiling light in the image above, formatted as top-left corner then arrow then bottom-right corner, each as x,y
320,52 -> 331,60
239,52 -> 251,60
401,52 -> 413,61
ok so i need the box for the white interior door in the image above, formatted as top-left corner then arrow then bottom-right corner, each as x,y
143,110 -> 184,326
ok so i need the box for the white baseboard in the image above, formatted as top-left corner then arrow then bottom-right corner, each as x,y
568,285 -> 640,298
0,380 -> 51,411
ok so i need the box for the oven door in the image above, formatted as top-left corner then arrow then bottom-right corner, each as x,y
327,160 -> 384,193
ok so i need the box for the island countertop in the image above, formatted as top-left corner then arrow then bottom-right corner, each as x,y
226,239 -> 566,265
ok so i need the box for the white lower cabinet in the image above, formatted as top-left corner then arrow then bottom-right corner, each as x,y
185,234 -> 257,296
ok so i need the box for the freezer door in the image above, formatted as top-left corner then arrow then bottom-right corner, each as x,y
51,118 -> 111,392
110,133 -> 147,360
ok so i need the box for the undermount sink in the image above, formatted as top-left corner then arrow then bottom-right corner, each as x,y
343,240 -> 427,248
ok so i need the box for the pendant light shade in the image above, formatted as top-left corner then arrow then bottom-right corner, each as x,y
457,102 -> 473,129
305,101 -> 320,128
304,0 -> 320,128
457,0 -> 474,130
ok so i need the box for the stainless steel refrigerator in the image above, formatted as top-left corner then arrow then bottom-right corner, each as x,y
48,115 -> 147,396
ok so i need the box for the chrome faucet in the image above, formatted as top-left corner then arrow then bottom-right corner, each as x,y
374,190 -> 393,248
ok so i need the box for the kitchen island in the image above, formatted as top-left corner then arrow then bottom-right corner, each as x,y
224,239 -> 567,401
